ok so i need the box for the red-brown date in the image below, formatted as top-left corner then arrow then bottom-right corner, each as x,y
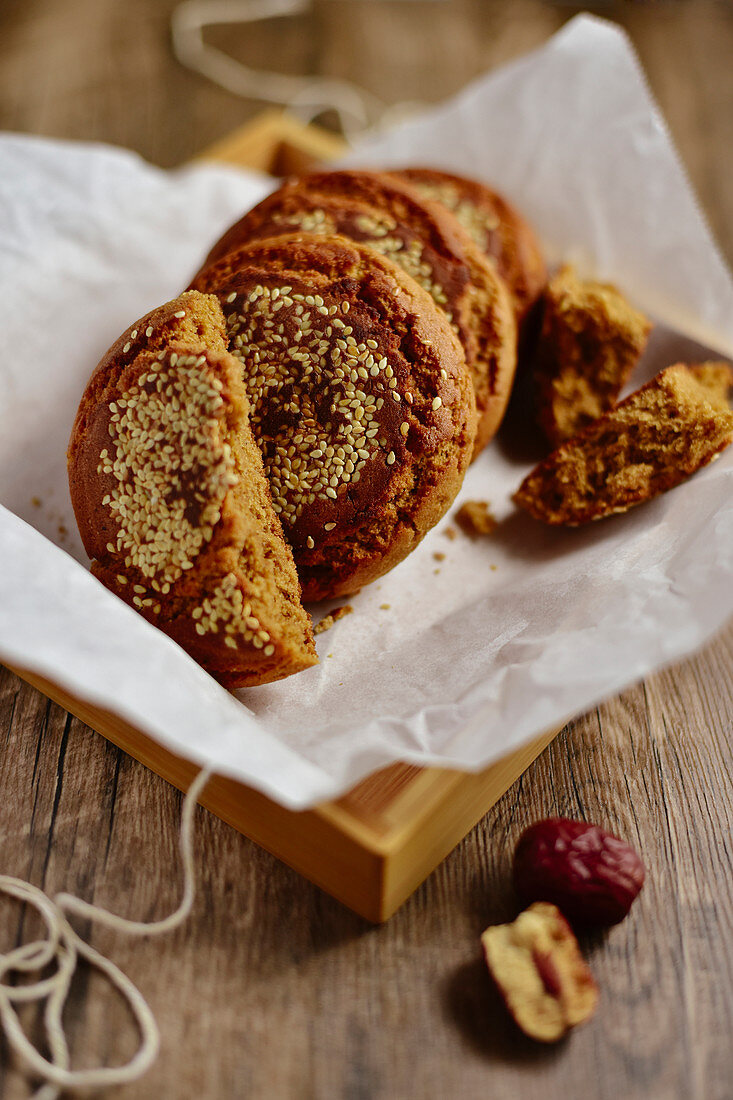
513,818 -> 645,927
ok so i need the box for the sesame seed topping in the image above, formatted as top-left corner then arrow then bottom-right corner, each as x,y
145,326 -> 154,337
432,397 -> 442,411
400,422 -> 409,437
122,343 -> 131,354
223,285 -> 399,533
173,310 -> 186,318
386,451 -> 396,465
98,347 -> 238,590
324,522 -> 336,531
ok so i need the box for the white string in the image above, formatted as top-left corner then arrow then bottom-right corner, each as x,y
170,0 -> 424,141
0,766 -> 212,1098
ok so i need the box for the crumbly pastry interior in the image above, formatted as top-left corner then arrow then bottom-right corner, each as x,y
533,265 -> 652,447
688,360 -> 733,411
191,233 -> 477,600
68,292 -> 316,688
514,364 -> 733,526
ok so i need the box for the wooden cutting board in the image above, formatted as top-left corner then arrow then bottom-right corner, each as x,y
10,110 -> 560,922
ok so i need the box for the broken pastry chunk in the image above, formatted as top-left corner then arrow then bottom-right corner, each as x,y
514,364 -> 733,526
482,902 -> 598,1043
533,265 -> 652,447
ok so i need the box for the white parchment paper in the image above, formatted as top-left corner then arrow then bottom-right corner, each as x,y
1,16 -> 732,810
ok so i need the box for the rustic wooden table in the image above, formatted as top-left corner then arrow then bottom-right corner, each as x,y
1,2 -> 732,1097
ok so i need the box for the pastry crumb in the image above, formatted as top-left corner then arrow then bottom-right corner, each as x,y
31,497 -> 42,508
433,568 -> 441,575
433,552 -> 446,562
455,500 -> 497,537
443,526 -> 457,540
490,564 -> 498,571
379,603 -> 391,610
315,605 -> 353,634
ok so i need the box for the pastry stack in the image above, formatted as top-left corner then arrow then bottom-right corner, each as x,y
68,167 -> 733,689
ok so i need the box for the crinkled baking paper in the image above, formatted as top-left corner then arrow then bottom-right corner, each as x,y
1,16 -> 732,809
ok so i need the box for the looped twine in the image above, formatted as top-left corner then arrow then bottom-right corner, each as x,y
171,0 -> 424,141
0,767 -> 211,1098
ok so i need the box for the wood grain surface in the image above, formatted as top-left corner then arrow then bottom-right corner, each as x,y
1,2 -> 732,1097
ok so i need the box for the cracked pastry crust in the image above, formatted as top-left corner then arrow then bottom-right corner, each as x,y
513,363 -> 733,526
196,169 -> 516,457
67,290 -> 317,688
190,233 -> 477,600
394,166 -> 547,323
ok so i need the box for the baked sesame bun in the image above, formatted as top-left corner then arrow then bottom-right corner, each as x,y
190,234 -> 477,600
197,170 -> 516,457
394,168 -> 547,323
68,291 -> 317,688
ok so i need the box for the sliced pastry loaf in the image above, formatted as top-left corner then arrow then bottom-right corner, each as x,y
68,292 -> 316,688
513,363 -> 733,526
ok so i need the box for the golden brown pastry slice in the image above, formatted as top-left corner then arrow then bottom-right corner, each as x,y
196,169 -> 516,457
68,291 -> 317,688
532,265 -> 652,448
190,233 -> 477,600
688,360 -> 733,411
513,364 -> 733,526
395,166 -> 547,323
